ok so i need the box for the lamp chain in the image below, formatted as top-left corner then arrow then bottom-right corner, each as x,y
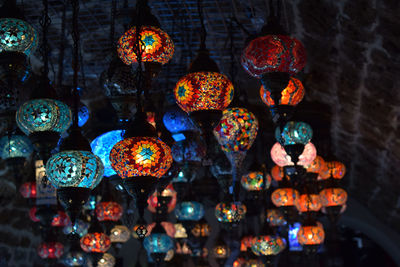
39,0 -> 51,77
133,0 -> 144,112
57,0 -> 66,86
110,0 -> 117,47
71,0 -> 80,127
197,0 -> 207,50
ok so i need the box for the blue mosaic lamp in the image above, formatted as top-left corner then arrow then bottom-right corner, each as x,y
275,121 -> 313,146
163,106 -> 197,136
0,17 -> 37,55
144,233 -> 174,256
78,103 -> 89,127
90,130 -> 124,177
0,133 -> 33,159
175,201 -> 204,221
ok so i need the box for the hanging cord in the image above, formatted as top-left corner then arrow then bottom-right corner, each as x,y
133,1 -> 145,112
57,0 -> 66,86
110,0 -> 117,47
71,0 -> 80,128
197,0 -> 206,50
39,0 -> 51,77
228,18 -> 236,84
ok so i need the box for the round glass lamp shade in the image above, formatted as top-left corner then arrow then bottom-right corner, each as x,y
163,106 -> 197,134
171,139 -> 206,163
91,130 -> 124,177
213,244 -> 230,259
266,209 -> 286,227
241,34 -> 306,78
46,150 -> 104,189
117,25 -> 174,65
271,188 -> 299,207
327,161 -> 346,179
214,107 -> 258,153
0,18 -> 37,55
37,242 -> 64,259
51,211 -> 70,227
271,142 -> 316,167
19,182 -> 36,198
110,137 -> 173,179
260,77 -> 305,107
110,225 -> 131,243
95,201 -> 123,222
0,134 -> 33,159
215,201 -> 247,223
241,171 -> 271,191
63,219 -> 89,237
63,251 -> 86,266
275,121 -> 313,146
240,236 -> 255,251
80,232 -> 111,253
175,201 -> 204,221
271,165 -> 287,182
306,155 -> 326,174
174,72 -> 234,113
147,184 -> 177,213
16,99 -> 72,135
143,233 -> 174,253
295,194 -> 322,213
98,253 -> 116,267
251,235 -> 286,256
319,188 -> 348,207
297,223 -> 325,245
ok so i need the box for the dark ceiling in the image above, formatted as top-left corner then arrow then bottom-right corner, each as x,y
0,0 -> 399,266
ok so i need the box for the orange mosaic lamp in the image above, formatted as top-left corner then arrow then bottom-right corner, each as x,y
271,188 -> 299,207
319,188 -> 348,207
297,222 -> 325,246
326,161 -> 346,179
80,232 -> 111,253
117,26 -> 174,66
295,194 -> 322,213
95,201 -> 123,222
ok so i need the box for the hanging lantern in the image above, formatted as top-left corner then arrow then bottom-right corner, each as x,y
270,142 -> 316,167
271,188 -> 299,207
175,201 -> 204,221
297,222 -> 325,246
295,194 -> 322,213
326,161 -> 346,179
37,242 -> 64,259
319,188 -> 348,207
95,201 -> 123,222
0,18 -> 37,55
19,181 -> 36,198
0,134 -> 33,159
110,225 -> 131,243
163,106 -> 198,135
241,171 -> 271,191
251,235 -> 286,256
305,155 -> 329,180
63,219 -> 90,237
215,201 -> 247,224
147,183 -> 177,213
266,209 -> 286,227
97,253 -> 116,267
63,250 -> 86,266
51,210 -> 70,227
80,232 -> 111,253
276,121 -> 313,146
118,26 -> 174,66
144,223 -> 175,265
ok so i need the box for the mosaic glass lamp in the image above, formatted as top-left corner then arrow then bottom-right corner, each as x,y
0,18 -> 37,55
319,188 -> 348,207
266,209 -> 286,227
63,250 -> 86,266
215,201 -> 247,224
37,242 -> 64,259
326,161 -> 346,179
19,181 -> 36,198
95,201 -> 123,222
271,165 -> 287,182
80,232 -> 111,253
110,225 -> 131,243
271,188 -> 299,207
144,225 -> 174,265
213,235 -> 230,266
295,194 -> 322,213
271,142 -> 316,167
297,222 -> 325,254
117,25 -> 174,66
91,130 -> 124,177
175,201 -> 204,221
275,121 -> 313,146
163,106 -> 197,134
251,235 -> 286,256
0,133 -> 33,159
97,253 -> 116,267
241,171 -> 271,191
63,219 -> 90,237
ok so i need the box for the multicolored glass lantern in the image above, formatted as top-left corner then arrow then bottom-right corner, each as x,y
163,106 -> 197,134
251,235 -> 286,256
319,188 -> 348,207
19,181 -> 36,198
63,250 -> 86,266
175,201 -> 204,221
97,253 -> 116,267
144,233 -> 174,254
241,172 -> 271,191
240,236 -> 255,251
0,134 -> 33,159
174,72 -> 234,113
110,137 -> 172,179
0,18 -> 37,55
271,165 -> 287,182
213,243 -> 230,259
271,142 -> 316,167
147,184 -> 177,213
260,77 -> 304,107
110,225 -> 131,243
305,155 -> 327,176
37,242 -> 64,259
80,232 -> 111,253
117,26 -> 174,65
46,151 -> 104,189
215,201 -> 247,223
266,209 -> 286,227
63,219 -> 89,237
51,211 -> 70,227
326,161 -> 346,179
271,188 -> 299,207
91,130 -> 124,177
95,201 -> 123,222
234,258 -> 264,267
171,138 -> 206,163
297,222 -> 325,245
295,194 -> 322,213
16,99 -> 72,135
275,121 -> 313,146
241,35 -> 306,78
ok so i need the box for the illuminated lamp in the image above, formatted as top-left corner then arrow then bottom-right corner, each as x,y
144,222 -> 175,264
319,188 -> 347,207
251,235 -> 286,256
80,232 -> 111,253
271,165 -> 288,182
95,201 -> 123,222
215,201 -> 247,225
163,106 -> 198,135
240,236 -> 255,252
260,77 -> 305,122
0,133 -> 33,160
37,242 -> 64,259
175,201 -> 204,222
271,188 -> 299,208
212,235 -> 230,266
295,194 -> 322,213
297,221 -> 325,254
241,171 -> 271,192
147,183 -> 177,214
63,219 -> 90,237
305,155 -> 329,180
326,161 -> 346,179
19,181 -> 36,198
110,225 -> 131,243
63,249 -> 86,266
266,209 -> 286,227
51,210 -> 70,227
97,253 -> 116,267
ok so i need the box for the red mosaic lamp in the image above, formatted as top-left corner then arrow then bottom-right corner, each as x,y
19,181 -> 36,198
37,242 -> 64,259
297,221 -> 325,254
95,201 -> 123,222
